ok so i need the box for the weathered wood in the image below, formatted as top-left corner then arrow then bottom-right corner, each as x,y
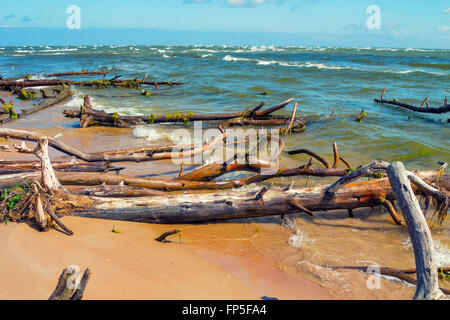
0,128 -> 227,163
64,97 -> 295,128
0,79 -> 183,89
331,266 -> 450,295
0,160 -> 116,174
31,184 -> 48,231
374,90 -> 450,114
65,185 -> 166,197
387,161 -> 447,300
155,229 -> 181,243
49,265 -> 88,300
34,139 -> 64,191
70,268 -> 91,300
0,87 -> 73,124
54,170 -> 449,224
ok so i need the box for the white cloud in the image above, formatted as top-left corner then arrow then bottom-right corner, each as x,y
444,8 -> 450,14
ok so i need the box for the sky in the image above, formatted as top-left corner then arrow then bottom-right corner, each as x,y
0,0 -> 449,48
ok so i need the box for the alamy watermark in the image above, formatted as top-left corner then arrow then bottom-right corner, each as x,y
66,5 -> 81,30
366,263 -> 381,290
366,5 -> 381,30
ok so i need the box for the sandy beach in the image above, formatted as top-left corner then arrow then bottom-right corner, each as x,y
0,215 -> 331,300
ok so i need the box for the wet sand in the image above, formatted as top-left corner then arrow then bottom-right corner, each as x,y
0,216 -> 331,300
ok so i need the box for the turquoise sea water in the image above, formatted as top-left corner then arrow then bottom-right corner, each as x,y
0,45 -> 449,169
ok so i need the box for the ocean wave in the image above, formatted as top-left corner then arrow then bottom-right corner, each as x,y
223,55 -> 253,62
133,126 -> 192,144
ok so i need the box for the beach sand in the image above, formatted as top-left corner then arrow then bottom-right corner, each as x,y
0,216 -> 331,300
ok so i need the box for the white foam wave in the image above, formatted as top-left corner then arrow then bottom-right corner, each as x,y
133,126 -> 192,144
222,55 -> 253,62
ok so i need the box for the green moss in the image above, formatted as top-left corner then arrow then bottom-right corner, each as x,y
112,112 -> 119,126
355,110 -> 367,123
141,89 -> 152,97
2,103 -> 18,119
148,113 -> 156,124
18,89 -> 36,100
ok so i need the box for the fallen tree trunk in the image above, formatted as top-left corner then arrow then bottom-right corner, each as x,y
0,79 -> 183,89
0,160 -> 117,174
49,169 -> 449,224
331,266 -> 450,295
65,185 -> 167,197
64,97 -> 295,128
0,128 -> 227,163
374,89 -> 450,114
387,162 -> 447,300
0,87 -> 73,124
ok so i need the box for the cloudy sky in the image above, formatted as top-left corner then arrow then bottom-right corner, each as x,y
0,0 -> 449,48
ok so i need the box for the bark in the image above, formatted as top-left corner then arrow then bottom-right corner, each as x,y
0,79 -> 183,89
0,87 -> 73,124
0,160 -> 115,174
34,139 -> 64,191
49,266 -> 86,300
64,97 -> 295,128
331,266 -> 449,295
65,185 -> 167,197
387,162 -> 447,300
52,170 -> 449,224
0,128 -> 227,163
374,90 -> 450,114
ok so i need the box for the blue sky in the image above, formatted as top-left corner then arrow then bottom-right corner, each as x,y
0,0 -> 449,48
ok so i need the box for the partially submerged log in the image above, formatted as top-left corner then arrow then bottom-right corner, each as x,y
64,96 -> 295,128
374,89 -> 450,114
0,78 -> 183,89
0,86 -> 73,124
331,265 -> 450,295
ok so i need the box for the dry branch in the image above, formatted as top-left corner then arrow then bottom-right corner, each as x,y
374,89 -> 450,114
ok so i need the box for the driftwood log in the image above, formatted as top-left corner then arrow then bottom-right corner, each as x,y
49,265 -> 91,300
374,89 -> 450,114
47,169 -> 448,224
387,162 -> 447,299
0,79 -> 183,89
331,266 -> 449,295
63,96 -> 296,128
0,160 -> 120,174
0,127 -> 230,163
0,87 -> 73,124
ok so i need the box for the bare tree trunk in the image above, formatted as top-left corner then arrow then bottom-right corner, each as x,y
387,162 -> 447,300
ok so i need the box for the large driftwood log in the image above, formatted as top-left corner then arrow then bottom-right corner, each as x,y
331,266 -> 450,295
0,87 -> 73,124
387,162 -> 447,300
0,128 -> 228,163
64,97 -> 295,128
0,79 -> 183,89
0,160 -> 119,174
374,89 -> 450,114
51,169 -> 449,224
